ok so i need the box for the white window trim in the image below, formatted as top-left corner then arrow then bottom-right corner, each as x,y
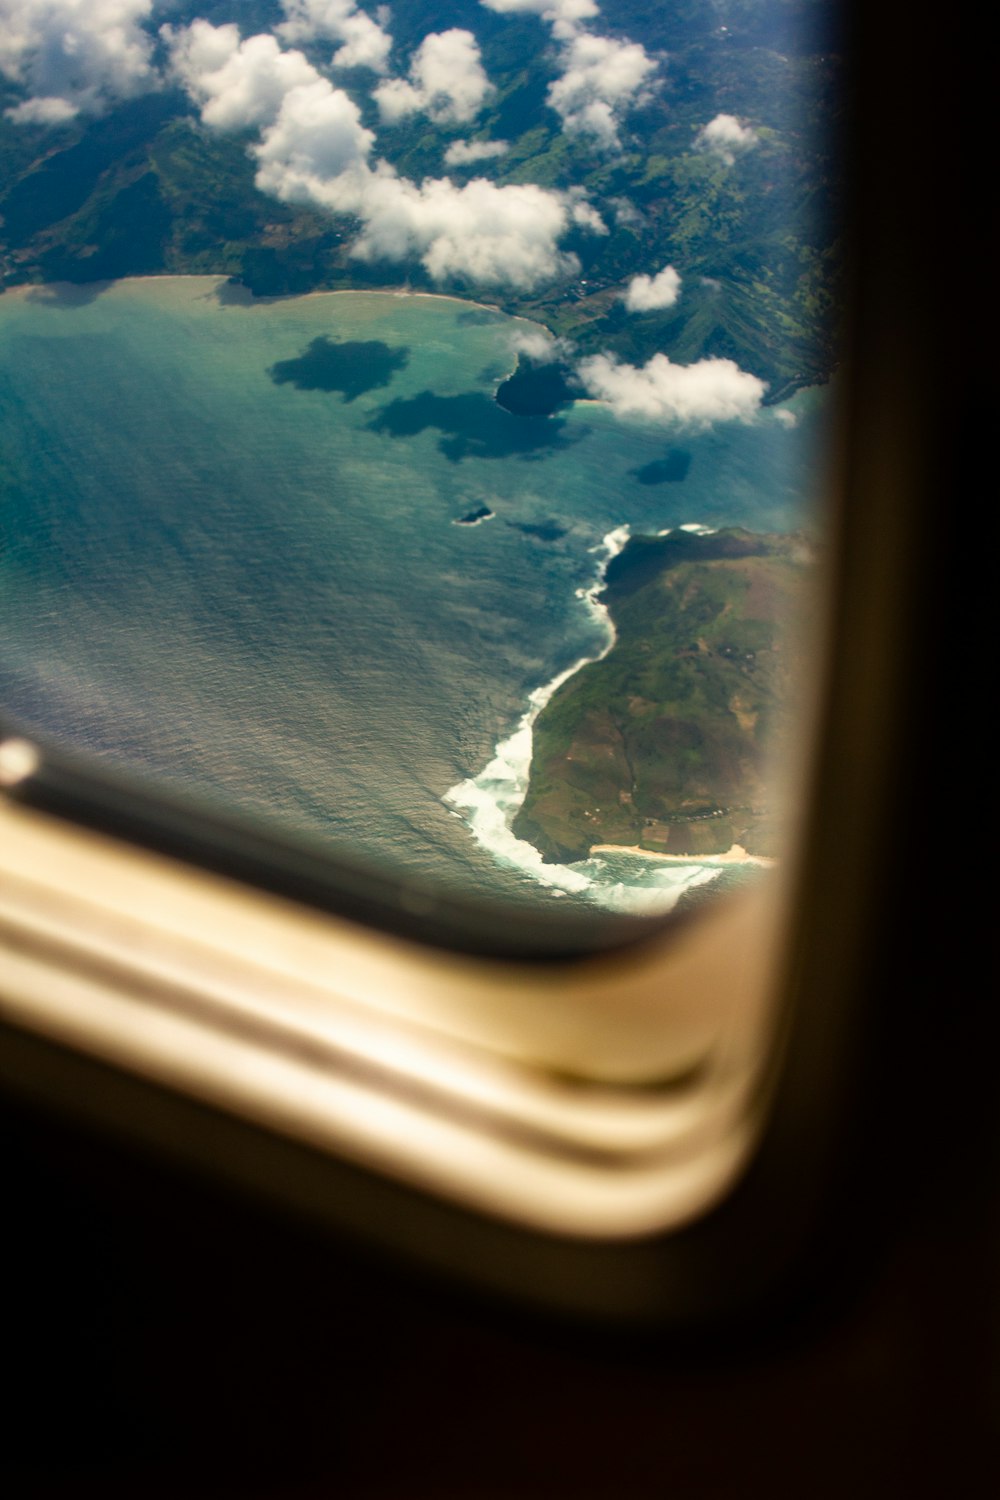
0,787 -> 794,1240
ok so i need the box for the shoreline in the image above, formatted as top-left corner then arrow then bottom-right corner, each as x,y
442,526 -> 631,904
589,842 -> 775,868
9,272 -> 553,406
6,272 -> 520,324
7,272 -> 603,425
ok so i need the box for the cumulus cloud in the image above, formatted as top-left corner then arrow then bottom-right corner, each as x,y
547,31 -> 657,147
350,172 -> 584,288
567,190 -> 607,235
253,78 -> 376,208
609,195 -> 642,226
444,138 -> 509,166
773,407 -> 798,428
509,326 -> 572,361
245,76 -> 589,289
276,0 -> 392,74
167,17 -> 596,292
623,263 -> 681,312
695,113 -> 758,167
577,352 -> 765,427
374,29 -> 492,125
480,0 -> 598,38
1,0 -> 156,120
7,92 -> 79,124
482,0 -> 656,144
165,23 -> 320,131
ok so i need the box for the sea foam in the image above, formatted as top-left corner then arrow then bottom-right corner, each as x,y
444,525 -> 727,913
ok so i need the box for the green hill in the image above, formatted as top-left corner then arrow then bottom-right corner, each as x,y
512,528 -> 815,862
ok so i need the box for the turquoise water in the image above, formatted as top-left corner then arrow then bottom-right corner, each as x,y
0,277 -> 825,910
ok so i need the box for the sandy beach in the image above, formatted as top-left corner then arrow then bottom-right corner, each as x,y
589,843 -> 775,868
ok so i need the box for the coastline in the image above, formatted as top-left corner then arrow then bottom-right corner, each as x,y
442,526 -> 634,905
8,273 -> 558,406
444,519 -> 770,912
7,272 -> 514,321
589,842 -> 775,868
8,271 -> 580,432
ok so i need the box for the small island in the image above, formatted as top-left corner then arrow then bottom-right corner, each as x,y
513,528 -> 814,863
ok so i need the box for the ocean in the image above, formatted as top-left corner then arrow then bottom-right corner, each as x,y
0,276 -> 825,913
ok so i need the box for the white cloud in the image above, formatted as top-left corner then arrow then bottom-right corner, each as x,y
577,352 -> 766,427
568,190 -> 607,234
509,326 -> 571,361
277,0 -> 392,74
480,0 -> 599,40
444,138 -> 509,166
609,195 -> 641,226
164,16 -> 597,293
773,407 -> 798,428
623,263 -> 681,312
350,172 -> 583,289
247,75 -> 591,291
547,31 -> 657,147
1,0 -> 156,120
370,76 -> 420,122
165,23 -> 320,131
374,29 -> 491,125
480,0 -> 657,144
695,113 -> 758,167
482,0 -> 656,143
253,77 -> 376,208
6,93 -> 79,124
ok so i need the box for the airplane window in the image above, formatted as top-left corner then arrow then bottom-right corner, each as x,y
0,0 -> 953,1311
0,0 -> 842,941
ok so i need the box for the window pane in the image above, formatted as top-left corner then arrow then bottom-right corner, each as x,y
0,0 -> 841,924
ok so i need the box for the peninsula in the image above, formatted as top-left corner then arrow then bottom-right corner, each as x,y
512,528 -> 814,863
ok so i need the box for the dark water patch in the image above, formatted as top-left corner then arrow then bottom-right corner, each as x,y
631,449 -> 692,485
495,357 -> 580,416
268,336 -> 410,402
24,281 -> 113,309
455,505 -> 495,526
212,278 -> 257,307
368,390 -> 577,462
674,864 -> 759,916
455,308 -> 504,326
507,519 -> 567,542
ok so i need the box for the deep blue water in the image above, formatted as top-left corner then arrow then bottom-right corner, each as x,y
0,277 -> 826,911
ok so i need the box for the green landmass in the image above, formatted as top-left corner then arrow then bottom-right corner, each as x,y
512,528 -> 815,862
0,0 -> 843,399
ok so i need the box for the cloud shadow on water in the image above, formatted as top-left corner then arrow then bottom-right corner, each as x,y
630,448 -> 692,485
269,336 -> 409,402
25,281 -> 112,309
367,390 -> 580,462
506,519 -> 568,542
212,279 -> 257,307
455,308 -> 504,327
